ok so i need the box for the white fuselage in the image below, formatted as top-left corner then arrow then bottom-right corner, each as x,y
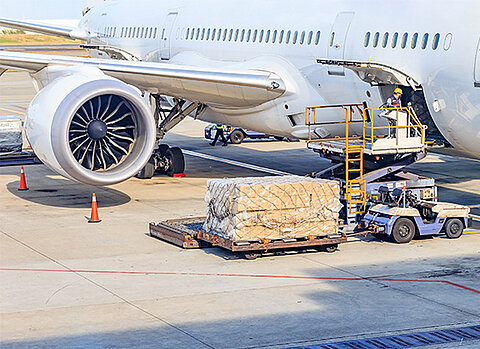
81,0 -> 480,158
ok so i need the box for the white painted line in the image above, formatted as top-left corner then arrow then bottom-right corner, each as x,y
183,149 -> 293,176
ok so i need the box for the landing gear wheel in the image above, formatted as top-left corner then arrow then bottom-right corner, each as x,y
136,156 -> 155,179
324,244 -> 338,253
165,147 -> 185,177
392,218 -> 416,244
243,252 -> 260,260
229,130 -> 245,144
444,218 -> 464,239
156,144 -> 169,157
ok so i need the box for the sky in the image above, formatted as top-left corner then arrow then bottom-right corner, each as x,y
0,0 -> 104,20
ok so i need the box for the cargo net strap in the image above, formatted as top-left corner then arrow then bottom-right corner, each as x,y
203,177 -> 342,241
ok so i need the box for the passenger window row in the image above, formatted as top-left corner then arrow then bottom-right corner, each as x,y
104,27 -> 116,38
119,26 -> 158,39
183,28 -> 322,45
364,31 -> 442,50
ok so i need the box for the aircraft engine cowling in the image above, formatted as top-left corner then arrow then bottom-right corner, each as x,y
25,71 -> 156,186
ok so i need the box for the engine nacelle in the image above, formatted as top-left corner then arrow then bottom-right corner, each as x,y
25,68 -> 156,186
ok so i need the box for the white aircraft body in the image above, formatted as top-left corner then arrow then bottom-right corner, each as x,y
0,0 -> 479,185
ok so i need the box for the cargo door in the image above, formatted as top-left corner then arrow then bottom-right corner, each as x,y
160,12 -> 178,60
475,36 -> 480,87
327,12 -> 355,76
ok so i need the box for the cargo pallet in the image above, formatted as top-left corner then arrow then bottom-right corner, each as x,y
149,217 -> 348,260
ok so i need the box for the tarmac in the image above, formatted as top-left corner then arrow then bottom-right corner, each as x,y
1,66 -> 480,348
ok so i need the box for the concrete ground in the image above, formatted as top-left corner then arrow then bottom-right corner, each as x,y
1,68 -> 479,348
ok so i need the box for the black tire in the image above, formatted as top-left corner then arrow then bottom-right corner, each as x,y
444,218 -> 464,239
243,252 -> 260,260
324,244 -> 338,253
391,218 -> 416,244
229,130 -> 245,144
156,144 -> 170,157
136,157 -> 155,179
165,147 -> 185,177
274,136 -> 284,141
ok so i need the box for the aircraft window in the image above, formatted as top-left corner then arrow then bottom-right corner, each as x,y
272,30 -> 277,43
253,30 -> 257,42
153,28 -> 157,39
401,32 -> 408,48
266,30 -> 271,43
132,28 -> 136,38
373,32 -> 379,47
293,31 -> 298,44
240,29 -> 245,42
392,32 -> 398,48
307,31 -> 313,45
161,28 -> 165,40
223,29 -> 227,41
211,29 -> 216,40
330,32 -> 335,46
228,29 -> 233,41
411,32 -> 418,49
382,32 -> 389,48
364,32 -> 370,47
246,29 -> 251,42
234,29 -> 239,41
136,27 -> 140,38
315,31 -> 321,45
186,28 -> 190,40
190,28 -> 195,40
279,30 -> 284,44
421,33 -> 429,49
141,27 -> 145,38
128,27 -> 132,38
259,30 -> 264,43
201,28 -> 205,40
114,28 -> 116,37
206,28 -> 210,40
432,33 -> 440,50
300,31 -> 306,45
286,30 -> 291,44
444,33 -> 452,50
121,27 -> 124,37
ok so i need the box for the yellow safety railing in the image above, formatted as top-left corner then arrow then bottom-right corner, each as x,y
305,104 -> 367,214
363,106 -> 425,151
305,104 -> 426,215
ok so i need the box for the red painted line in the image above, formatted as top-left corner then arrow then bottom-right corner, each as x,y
1,268 -> 479,294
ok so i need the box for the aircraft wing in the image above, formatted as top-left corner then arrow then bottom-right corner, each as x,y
0,17 -> 89,40
0,50 -> 285,107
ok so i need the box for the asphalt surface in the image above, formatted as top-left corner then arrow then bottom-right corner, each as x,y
0,69 -> 479,349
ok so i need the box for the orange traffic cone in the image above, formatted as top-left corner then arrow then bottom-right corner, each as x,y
88,193 -> 102,223
18,166 -> 29,191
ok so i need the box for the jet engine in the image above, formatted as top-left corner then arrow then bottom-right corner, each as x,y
25,70 -> 156,186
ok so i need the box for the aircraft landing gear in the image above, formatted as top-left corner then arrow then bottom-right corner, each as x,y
137,144 -> 185,179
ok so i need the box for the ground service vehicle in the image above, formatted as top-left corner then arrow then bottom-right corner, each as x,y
363,187 -> 471,243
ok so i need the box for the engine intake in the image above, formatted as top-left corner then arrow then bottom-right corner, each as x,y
25,69 -> 156,186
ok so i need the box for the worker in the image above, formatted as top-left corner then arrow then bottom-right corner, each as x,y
386,88 -> 403,108
381,87 -> 403,137
210,124 -> 228,146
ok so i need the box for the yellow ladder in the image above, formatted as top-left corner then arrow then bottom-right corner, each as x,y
345,103 -> 366,214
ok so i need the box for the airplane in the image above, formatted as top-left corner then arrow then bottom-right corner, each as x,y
0,0 -> 479,186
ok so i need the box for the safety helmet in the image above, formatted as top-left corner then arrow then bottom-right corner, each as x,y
394,88 -> 403,95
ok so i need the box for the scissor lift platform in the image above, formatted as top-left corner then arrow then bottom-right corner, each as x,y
149,217 -> 348,260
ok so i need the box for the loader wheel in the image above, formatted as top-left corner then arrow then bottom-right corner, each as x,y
156,144 -> 170,157
165,147 -> 185,177
444,218 -> 464,239
392,218 -> 416,243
